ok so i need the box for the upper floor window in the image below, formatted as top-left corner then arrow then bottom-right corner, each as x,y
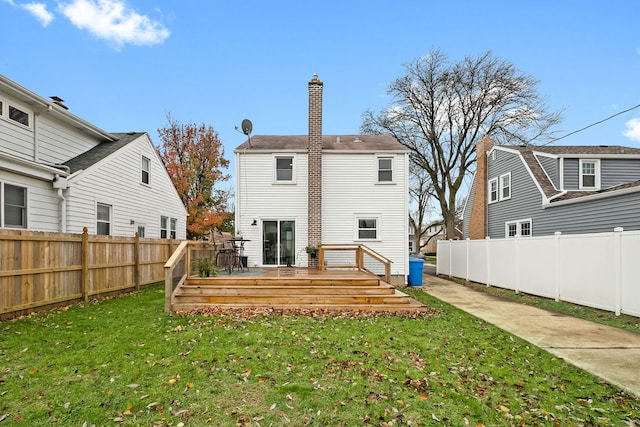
356,216 -> 379,240
3,183 -> 27,228
489,173 -> 511,203
96,203 -> 111,235
141,156 -> 150,185
274,156 -> 295,183
9,105 -> 29,127
579,159 -> 600,190
500,173 -> 511,200
488,178 -> 498,203
0,100 -> 3,117
377,157 -> 393,182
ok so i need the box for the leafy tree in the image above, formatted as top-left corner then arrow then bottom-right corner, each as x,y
362,49 -> 562,239
157,115 -> 231,239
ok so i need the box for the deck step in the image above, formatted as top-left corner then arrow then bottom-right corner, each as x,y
178,284 -> 396,296
170,270 -> 428,314
185,277 -> 382,287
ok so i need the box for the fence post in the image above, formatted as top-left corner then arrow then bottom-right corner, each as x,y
465,238 -> 470,281
554,232 -> 561,302
448,239 -> 452,278
81,227 -> 89,302
614,227 -> 623,316
514,237 -> 520,294
134,232 -> 140,291
485,236 -> 491,287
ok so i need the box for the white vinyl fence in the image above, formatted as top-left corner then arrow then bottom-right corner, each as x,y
437,228 -> 640,317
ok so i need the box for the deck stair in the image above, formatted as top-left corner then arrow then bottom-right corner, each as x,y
170,269 -> 427,314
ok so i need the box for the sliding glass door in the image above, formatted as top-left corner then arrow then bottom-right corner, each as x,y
263,220 -> 295,266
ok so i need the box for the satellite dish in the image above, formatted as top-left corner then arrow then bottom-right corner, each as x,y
241,119 -> 253,136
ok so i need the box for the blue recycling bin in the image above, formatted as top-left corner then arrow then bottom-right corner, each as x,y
408,257 -> 425,287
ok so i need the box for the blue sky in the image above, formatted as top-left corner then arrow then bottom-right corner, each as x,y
2,0 -> 639,194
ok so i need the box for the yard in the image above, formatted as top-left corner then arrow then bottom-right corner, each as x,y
1,285 -> 638,426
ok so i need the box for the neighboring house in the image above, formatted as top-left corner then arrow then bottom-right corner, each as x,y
0,74 -> 187,238
463,136 -> 640,239
234,74 -> 410,283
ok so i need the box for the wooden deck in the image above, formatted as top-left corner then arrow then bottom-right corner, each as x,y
170,267 -> 428,314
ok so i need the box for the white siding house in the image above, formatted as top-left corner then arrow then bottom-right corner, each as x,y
0,74 -> 187,238
234,75 -> 410,283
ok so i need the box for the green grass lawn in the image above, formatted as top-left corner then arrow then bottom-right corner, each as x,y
1,285 -> 638,426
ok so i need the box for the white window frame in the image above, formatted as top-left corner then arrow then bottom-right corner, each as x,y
355,215 -> 381,241
274,155 -> 296,184
160,215 -> 168,239
499,172 -> 511,201
2,183 -> 27,229
161,215 -> 177,239
488,178 -> 498,203
96,203 -> 112,235
170,217 -> 177,239
505,219 -> 532,238
2,100 -> 32,129
376,156 -> 394,183
579,159 -> 600,190
141,155 -> 150,185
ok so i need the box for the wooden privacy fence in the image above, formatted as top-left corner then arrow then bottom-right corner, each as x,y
0,228 -> 179,319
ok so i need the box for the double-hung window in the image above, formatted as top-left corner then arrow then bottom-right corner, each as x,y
505,219 -> 532,238
161,216 -> 177,239
500,173 -> 511,200
489,173 -> 511,203
161,216 -> 168,238
170,217 -> 177,239
579,159 -> 599,189
96,203 -> 111,235
356,216 -> 379,240
141,156 -> 150,185
377,157 -> 393,182
274,156 -> 294,183
3,184 -> 27,228
488,178 -> 498,203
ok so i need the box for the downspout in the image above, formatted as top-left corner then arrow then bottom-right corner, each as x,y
53,174 -> 69,233
57,188 -> 67,233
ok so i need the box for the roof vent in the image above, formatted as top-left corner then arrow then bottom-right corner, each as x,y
353,137 -> 362,143
50,96 -> 68,110
336,136 -> 340,144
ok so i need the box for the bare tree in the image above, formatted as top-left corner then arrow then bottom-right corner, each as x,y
409,165 -> 435,253
362,49 -> 562,239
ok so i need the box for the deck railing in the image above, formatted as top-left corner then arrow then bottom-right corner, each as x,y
164,241 -> 219,311
318,243 -> 392,283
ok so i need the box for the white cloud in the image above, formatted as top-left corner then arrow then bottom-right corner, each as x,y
622,118 -> 640,143
58,0 -> 169,48
21,2 -> 54,26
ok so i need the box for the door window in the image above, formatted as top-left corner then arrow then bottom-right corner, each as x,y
263,220 -> 295,265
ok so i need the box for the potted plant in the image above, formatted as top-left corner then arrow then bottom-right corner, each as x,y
193,257 -> 217,277
305,245 -> 318,258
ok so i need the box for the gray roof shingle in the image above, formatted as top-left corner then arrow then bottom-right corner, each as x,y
235,135 -> 406,151
64,132 -> 144,173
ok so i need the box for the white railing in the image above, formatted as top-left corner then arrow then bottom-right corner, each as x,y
437,228 -> 640,317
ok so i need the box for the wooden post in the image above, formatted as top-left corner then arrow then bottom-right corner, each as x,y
134,232 -> 140,291
81,227 -> 89,302
317,244 -> 324,271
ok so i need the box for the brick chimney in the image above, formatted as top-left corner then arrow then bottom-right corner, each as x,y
468,135 -> 494,239
308,74 -> 323,268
